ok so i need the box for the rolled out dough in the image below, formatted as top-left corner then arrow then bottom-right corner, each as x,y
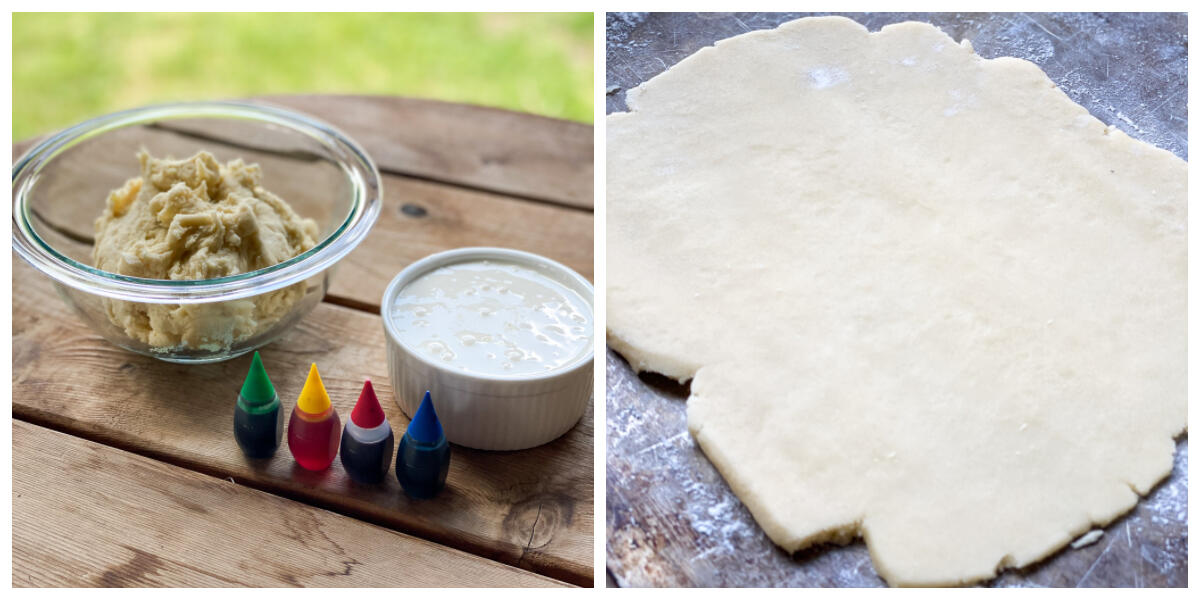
607,17 -> 1186,586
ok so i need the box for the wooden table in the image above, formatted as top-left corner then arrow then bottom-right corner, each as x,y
12,95 -> 594,587
606,13 -> 1187,588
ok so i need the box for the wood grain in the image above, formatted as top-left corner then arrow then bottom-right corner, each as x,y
261,95 -> 594,209
11,257 -> 594,586
15,149 -> 593,314
13,420 -> 567,588
12,94 -> 595,587
12,95 -> 594,210
328,173 -> 593,312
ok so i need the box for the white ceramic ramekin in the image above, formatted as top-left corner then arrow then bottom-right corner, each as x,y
381,247 -> 594,451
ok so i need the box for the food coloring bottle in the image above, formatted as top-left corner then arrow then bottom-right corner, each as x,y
396,391 -> 451,499
340,379 -> 395,484
233,351 -> 283,458
287,363 -> 341,471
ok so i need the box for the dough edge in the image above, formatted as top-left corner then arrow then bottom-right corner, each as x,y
607,15 -> 1187,587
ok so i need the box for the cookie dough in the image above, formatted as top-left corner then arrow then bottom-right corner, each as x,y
93,150 -> 319,351
607,17 -> 1186,586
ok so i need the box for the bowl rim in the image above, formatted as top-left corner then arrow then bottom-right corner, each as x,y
11,100 -> 382,304
381,247 -> 596,384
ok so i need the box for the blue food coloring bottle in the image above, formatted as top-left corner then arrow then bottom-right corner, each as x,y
396,391 -> 451,498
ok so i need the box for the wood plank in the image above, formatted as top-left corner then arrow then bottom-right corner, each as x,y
14,146 -> 592,313
12,420 -> 567,588
606,350 -> 1189,587
329,173 -> 593,312
11,257 -> 594,586
13,95 -> 593,210
261,95 -> 593,209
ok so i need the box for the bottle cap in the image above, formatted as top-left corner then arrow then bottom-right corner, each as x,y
296,363 -> 331,414
350,379 -> 386,429
407,391 -> 443,444
239,351 -> 276,407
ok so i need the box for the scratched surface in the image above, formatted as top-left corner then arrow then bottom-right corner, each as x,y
605,13 -> 1188,588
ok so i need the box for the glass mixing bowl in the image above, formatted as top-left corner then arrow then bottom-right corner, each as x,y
12,101 -> 381,363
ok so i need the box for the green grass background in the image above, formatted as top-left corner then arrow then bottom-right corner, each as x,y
12,12 -> 593,140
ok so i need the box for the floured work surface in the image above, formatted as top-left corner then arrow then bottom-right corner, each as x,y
606,14 -> 1187,587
